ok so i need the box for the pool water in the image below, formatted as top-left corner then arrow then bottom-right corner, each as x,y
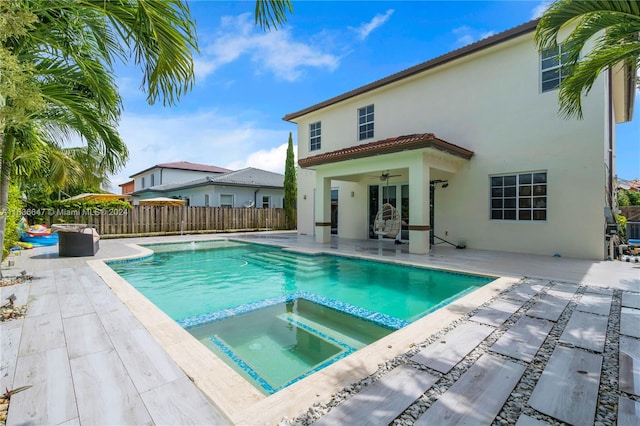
190,298 -> 393,393
109,240 -> 493,394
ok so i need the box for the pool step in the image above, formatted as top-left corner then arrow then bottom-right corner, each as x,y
243,252 -> 327,278
281,313 -> 368,350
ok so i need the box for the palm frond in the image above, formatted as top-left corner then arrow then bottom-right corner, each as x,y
79,0 -> 198,106
255,0 -> 293,31
535,0 -> 640,119
558,42 -> 640,119
536,0 -> 640,49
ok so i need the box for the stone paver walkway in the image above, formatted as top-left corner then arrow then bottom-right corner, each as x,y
294,278 -> 640,425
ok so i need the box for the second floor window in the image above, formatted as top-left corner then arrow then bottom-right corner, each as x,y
310,122 -> 321,151
141,177 -> 145,189
358,104 -> 374,140
541,44 -> 571,92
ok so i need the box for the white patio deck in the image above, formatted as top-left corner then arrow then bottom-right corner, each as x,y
1,231 -> 638,425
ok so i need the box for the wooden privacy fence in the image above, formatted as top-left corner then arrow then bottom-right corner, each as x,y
41,206 -> 292,237
620,206 -> 640,222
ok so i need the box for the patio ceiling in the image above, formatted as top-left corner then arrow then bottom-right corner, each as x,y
298,133 -> 474,168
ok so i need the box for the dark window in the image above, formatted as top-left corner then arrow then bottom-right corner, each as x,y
490,172 -> 547,221
541,44 -> 571,92
358,105 -> 374,140
310,122 -> 321,151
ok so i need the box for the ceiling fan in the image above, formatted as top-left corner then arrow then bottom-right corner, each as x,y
369,171 -> 401,183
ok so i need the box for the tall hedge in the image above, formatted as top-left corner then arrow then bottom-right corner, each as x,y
284,132 -> 297,229
3,185 -> 24,260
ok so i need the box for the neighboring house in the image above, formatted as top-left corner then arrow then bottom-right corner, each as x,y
130,161 -> 232,192
119,180 -> 134,195
130,167 -> 285,208
618,178 -> 640,193
283,19 -> 635,260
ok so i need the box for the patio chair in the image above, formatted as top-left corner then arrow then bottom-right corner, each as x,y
55,224 -> 100,257
373,203 -> 401,239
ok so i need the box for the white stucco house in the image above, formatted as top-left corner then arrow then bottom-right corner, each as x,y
130,161 -> 232,192
129,162 -> 285,208
283,19 -> 635,260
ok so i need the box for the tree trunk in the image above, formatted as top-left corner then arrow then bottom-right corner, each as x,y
0,131 -> 16,279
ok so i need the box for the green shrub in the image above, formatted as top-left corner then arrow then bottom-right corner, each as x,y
3,185 -> 24,260
26,198 -> 131,224
618,215 -> 627,240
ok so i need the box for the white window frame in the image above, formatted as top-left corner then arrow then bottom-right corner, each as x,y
204,194 -> 210,207
541,44 -> 571,93
220,194 -> 234,208
358,104 -> 374,141
141,177 -> 145,189
262,195 -> 271,208
490,171 -> 547,221
310,122 -> 321,151
150,173 -> 155,187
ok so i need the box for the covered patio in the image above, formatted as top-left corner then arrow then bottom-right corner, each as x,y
298,133 -> 473,255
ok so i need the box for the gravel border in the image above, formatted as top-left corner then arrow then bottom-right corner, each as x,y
282,278 -> 639,425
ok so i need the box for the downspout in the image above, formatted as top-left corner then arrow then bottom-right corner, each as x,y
607,69 -> 614,210
607,69 -> 615,260
254,188 -> 260,207
160,168 -> 163,185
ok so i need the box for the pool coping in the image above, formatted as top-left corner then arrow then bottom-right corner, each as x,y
88,238 -> 521,424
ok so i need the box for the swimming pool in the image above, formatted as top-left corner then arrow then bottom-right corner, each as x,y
109,240 -> 493,394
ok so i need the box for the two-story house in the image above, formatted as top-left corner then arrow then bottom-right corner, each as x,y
284,19 -> 635,260
130,164 -> 286,208
130,161 -> 232,192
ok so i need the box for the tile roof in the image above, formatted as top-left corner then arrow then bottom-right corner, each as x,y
298,133 -> 473,168
207,167 -> 284,187
283,19 -> 539,122
133,167 -> 284,194
130,161 -> 232,177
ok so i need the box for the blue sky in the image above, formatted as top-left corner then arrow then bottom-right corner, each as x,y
110,0 -> 639,189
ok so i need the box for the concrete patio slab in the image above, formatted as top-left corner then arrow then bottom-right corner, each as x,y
528,346 -> 602,425
415,353 -> 526,425
1,232 -> 638,425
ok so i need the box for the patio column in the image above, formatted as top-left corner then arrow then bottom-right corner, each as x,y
408,157 -> 430,254
315,176 -> 331,244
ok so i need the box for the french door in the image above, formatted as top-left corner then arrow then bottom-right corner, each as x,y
368,184 -> 409,240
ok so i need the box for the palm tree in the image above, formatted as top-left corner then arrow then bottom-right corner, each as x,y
535,0 -> 640,119
0,0 -> 293,265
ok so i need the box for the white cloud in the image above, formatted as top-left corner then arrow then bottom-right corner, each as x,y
452,26 -> 474,46
225,142 -> 297,173
195,13 -> 339,82
531,1 -> 553,19
109,110 -> 290,190
351,9 -> 394,41
452,26 -> 497,47
480,31 -> 497,40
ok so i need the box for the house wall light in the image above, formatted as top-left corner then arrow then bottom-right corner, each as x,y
303,194 -> 307,200
350,191 -> 355,197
